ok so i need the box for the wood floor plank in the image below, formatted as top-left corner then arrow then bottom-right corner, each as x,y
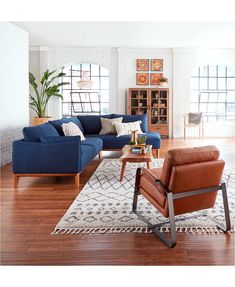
1,138 -> 234,265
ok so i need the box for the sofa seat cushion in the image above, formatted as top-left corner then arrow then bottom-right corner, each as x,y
81,137 -> 103,154
77,115 -> 112,134
86,132 -> 161,149
80,143 -> 101,170
111,114 -> 148,133
49,117 -> 84,135
23,123 -> 59,142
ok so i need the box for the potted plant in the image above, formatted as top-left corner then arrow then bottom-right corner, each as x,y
159,76 -> 168,87
29,69 -> 69,126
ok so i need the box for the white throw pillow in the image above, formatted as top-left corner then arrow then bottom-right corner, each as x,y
99,117 -> 123,135
61,122 -> 86,141
113,121 -> 143,137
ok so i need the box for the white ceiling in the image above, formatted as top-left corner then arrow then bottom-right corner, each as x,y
13,22 -> 235,48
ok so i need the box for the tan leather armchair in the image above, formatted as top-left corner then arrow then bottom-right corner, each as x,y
133,145 -> 231,247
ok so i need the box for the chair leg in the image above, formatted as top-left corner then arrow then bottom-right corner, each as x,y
98,151 -> 103,161
14,175 -> 19,189
74,173 -> 80,187
205,182 -> 231,232
132,169 -> 177,248
132,168 -> 141,211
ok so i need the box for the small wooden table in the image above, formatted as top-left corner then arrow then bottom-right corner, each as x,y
119,145 -> 153,182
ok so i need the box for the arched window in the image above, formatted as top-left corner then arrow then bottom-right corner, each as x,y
61,63 -> 109,116
191,65 -> 235,122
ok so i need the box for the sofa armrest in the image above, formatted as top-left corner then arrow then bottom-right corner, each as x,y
12,139 -> 82,174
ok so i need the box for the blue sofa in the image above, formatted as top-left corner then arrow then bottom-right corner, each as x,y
12,114 -> 161,188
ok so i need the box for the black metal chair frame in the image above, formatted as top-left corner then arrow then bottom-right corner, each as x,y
132,168 -> 231,248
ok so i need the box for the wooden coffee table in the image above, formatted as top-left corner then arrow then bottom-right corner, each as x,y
119,145 -> 153,181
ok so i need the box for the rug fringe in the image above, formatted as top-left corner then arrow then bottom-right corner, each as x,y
51,226 -> 234,235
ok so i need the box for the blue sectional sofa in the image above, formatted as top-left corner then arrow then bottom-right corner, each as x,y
12,114 -> 161,188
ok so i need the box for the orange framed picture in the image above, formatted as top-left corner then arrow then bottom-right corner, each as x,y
136,59 -> 149,71
150,73 -> 163,85
151,59 -> 163,71
136,73 -> 149,85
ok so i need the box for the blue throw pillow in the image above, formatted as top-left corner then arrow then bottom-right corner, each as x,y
77,114 -> 112,134
23,123 -> 59,142
111,114 -> 148,133
40,136 -> 81,143
49,117 -> 84,135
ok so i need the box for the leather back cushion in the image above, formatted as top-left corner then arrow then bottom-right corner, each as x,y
160,145 -> 220,186
23,123 -> 59,142
77,115 -> 112,134
49,117 -> 84,135
112,114 -> 148,133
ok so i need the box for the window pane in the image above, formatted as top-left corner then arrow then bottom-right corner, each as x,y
215,103 -> 225,114
199,103 -> 208,112
209,65 -> 217,77
200,66 -> 208,77
218,65 -> 226,77
207,103 -> 216,113
100,90 -> 109,102
61,90 -> 71,101
227,78 -> 235,90
101,103 -> 109,114
218,78 -> 226,90
227,66 -> 235,77
91,64 -> 100,76
227,91 -> 235,102
200,78 -> 207,89
208,93 -> 218,102
227,103 -> 235,115
82,63 -> 91,72
70,67 -> 80,77
218,93 -> 226,102
191,78 -> 199,90
209,78 -> 217,89
200,93 -> 208,102
100,77 -> 109,89
91,77 -> 100,89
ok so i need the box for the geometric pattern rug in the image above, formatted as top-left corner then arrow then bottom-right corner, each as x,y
52,159 -> 235,235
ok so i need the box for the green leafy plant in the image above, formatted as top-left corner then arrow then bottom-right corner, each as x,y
159,76 -> 168,83
29,69 -> 69,118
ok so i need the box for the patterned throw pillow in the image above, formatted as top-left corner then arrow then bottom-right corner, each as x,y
61,122 -> 86,141
113,121 -> 143,137
99,117 -> 123,135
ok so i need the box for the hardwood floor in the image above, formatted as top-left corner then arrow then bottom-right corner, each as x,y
1,138 -> 234,265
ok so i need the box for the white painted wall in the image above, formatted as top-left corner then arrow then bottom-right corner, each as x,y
0,23 -> 29,165
173,48 -> 235,137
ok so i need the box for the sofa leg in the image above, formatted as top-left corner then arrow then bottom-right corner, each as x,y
153,149 -> 160,158
14,175 -> 19,189
157,149 -> 160,158
74,173 -> 80,187
98,151 -> 103,161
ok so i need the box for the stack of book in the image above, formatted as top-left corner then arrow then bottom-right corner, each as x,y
131,146 -> 149,154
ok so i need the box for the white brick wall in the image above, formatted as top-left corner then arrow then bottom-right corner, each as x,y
0,23 -> 29,166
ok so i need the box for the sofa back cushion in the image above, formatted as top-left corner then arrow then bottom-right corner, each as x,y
77,114 -> 112,134
49,117 -> 84,135
23,123 -> 59,142
111,114 -> 148,133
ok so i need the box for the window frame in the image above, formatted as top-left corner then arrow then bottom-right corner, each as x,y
61,63 -> 109,117
190,65 -> 235,123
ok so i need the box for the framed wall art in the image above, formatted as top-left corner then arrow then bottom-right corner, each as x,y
151,59 -> 163,71
136,59 -> 149,71
136,73 -> 149,85
150,73 -> 163,85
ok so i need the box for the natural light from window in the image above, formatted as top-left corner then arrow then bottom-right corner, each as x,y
190,65 -> 235,123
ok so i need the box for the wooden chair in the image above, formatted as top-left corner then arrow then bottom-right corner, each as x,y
132,146 -> 231,247
184,113 -> 204,139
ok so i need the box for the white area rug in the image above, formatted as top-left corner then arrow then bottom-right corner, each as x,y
52,159 -> 235,235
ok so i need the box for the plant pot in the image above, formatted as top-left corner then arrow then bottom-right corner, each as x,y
160,82 -> 168,88
32,117 -> 53,126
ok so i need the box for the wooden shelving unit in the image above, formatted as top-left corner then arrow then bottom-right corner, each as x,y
127,88 -> 169,137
